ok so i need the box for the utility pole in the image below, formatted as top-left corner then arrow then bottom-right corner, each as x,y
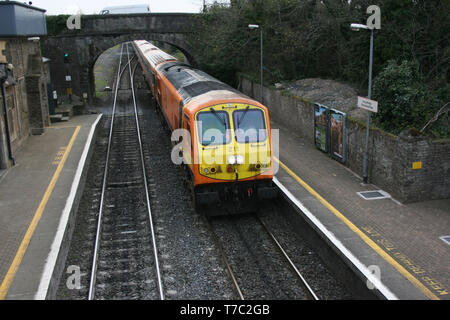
351,4 -> 381,184
248,24 -> 263,104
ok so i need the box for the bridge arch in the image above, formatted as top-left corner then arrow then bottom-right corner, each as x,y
42,13 -> 198,104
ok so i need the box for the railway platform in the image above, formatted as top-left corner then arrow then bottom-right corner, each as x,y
1,110 -> 448,301
0,114 -> 102,300
272,119 -> 449,300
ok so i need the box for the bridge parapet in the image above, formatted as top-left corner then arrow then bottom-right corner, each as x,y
77,13 -> 196,35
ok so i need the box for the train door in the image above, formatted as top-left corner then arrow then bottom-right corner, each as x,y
183,113 -> 193,166
156,75 -> 162,105
151,73 -> 156,97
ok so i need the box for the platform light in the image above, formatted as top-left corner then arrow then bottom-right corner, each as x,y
350,21 -> 376,184
248,24 -> 263,104
350,23 -> 369,31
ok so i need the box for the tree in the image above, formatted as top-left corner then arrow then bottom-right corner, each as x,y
190,0 -> 449,137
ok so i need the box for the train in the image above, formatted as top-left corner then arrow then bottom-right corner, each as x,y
132,40 -> 277,214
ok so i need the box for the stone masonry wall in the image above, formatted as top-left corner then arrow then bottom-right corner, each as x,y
240,76 -> 450,203
0,38 -> 49,168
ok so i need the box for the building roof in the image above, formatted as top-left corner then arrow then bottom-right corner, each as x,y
0,1 -> 46,13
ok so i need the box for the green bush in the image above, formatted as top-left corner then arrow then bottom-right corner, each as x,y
372,60 -> 449,138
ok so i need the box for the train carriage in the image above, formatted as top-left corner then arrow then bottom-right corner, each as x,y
133,40 -> 277,214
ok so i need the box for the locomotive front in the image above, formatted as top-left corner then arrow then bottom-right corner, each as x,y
189,100 -> 278,213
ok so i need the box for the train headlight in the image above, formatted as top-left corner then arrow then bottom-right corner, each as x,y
204,168 -> 209,174
236,155 -> 245,165
227,155 -> 236,165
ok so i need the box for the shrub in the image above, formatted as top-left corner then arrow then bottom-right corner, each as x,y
372,60 -> 430,134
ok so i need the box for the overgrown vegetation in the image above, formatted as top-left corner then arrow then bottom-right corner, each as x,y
372,60 -> 450,136
46,15 -> 70,36
190,0 -> 449,138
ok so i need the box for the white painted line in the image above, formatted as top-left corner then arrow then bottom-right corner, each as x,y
273,177 -> 399,300
357,190 -> 391,201
35,114 -> 103,300
0,167 -> 11,184
440,236 -> 450,246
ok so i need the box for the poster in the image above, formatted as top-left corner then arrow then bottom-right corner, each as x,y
314,104 -> 328,153
329,109 -> 346,162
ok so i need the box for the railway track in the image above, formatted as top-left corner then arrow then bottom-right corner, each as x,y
205,209 -> 320,300
57,42 -> 351,301
88,43 -> 164,300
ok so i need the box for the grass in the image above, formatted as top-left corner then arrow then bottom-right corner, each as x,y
95,79 -> 109,98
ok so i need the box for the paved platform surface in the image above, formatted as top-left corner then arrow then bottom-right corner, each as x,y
0,114 -> 101,300
272,119 -> 450,300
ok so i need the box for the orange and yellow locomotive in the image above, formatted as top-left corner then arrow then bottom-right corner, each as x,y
133,40 -> 277,214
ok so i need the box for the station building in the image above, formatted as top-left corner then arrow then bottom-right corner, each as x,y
0,1 -> 50,169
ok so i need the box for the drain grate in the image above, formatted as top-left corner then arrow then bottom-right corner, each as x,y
357,190 -> 391,200
440,236 -> 450,245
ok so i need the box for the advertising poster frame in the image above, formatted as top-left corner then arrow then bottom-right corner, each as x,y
314,103 -> 329,153
329,108 -> 346,163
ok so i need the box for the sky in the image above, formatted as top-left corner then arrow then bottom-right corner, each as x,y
27,0 -> 213,15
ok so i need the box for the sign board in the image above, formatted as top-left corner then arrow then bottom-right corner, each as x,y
0,41 -> 7,63
412,162 -> 422,170
65,75 -> 72,82
53,90 -> 57,100
358,96 -> 378,113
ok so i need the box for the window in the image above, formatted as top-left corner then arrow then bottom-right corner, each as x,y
197,110 -> 230,146
233,108 -> 267,143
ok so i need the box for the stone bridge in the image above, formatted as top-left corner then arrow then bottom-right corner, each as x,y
42,13 -> 197,104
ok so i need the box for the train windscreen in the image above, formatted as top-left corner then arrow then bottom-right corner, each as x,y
233,109 -> 267,143
197,111 -> 231,146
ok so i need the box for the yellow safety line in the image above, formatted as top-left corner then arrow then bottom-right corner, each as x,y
274,157 -> 439,300
0,126 -> 81,300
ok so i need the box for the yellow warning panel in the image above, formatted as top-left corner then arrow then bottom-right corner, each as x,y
412,162 -> 422,170
67,88 -> 73,95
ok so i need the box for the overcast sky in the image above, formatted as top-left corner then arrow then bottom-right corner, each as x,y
28,0 -> 219,15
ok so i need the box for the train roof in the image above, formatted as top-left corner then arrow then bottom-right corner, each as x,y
134,40 -> 263,112
158,61 -> 245,105
134,40 -> 176,69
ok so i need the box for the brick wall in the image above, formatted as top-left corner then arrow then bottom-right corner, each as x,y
240,76 -> 450,202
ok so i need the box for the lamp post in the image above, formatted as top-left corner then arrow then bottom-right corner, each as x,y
248,24 -> 263,104
351,23 -> 374,184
